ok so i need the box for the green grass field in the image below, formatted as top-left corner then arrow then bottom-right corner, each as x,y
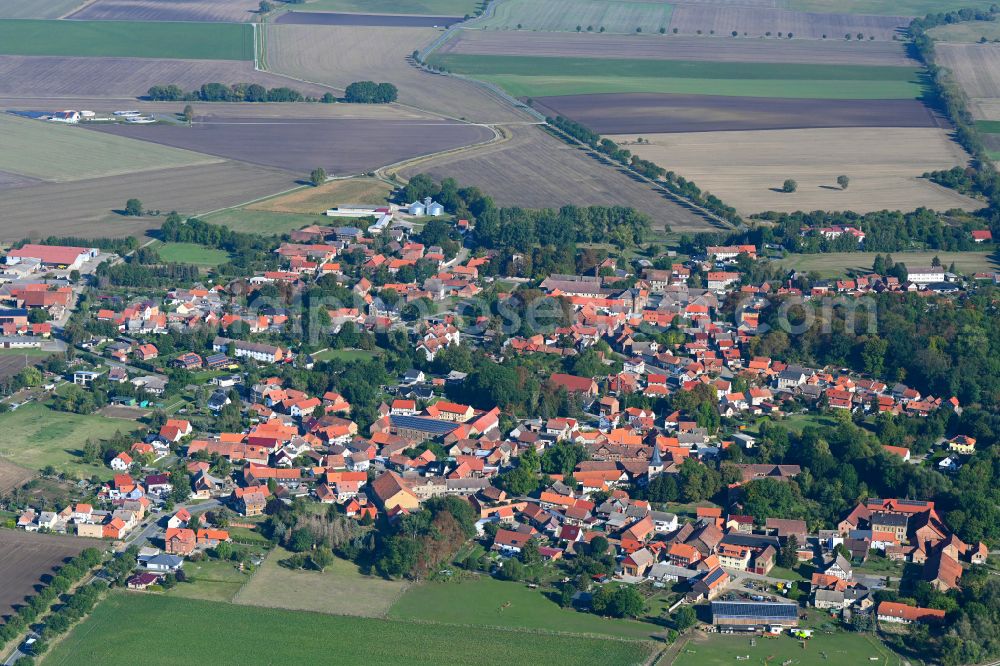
0,19 -> 253,59
0,0 -> 85,19
44,593 -> 655,666
311,348 -> 380,362
929,19 -> 1000,42
976,120 -> 1000,134
388,577 -> 662,640
166,558 -> 252,603
0,402 -> 138,480
155,242 -> 231,267
777,250 -> 1000,277
202,208 -> 323,235
429,54 -> 924,99
235,548 -> 408,616
789,0 -> 1000,15
674,630 -> 900,666
0,113 -> 219,182
297,0 -> 482,14
480,0 -> 672,34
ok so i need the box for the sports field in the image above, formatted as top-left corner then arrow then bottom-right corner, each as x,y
0,19 -> 253,59
428,54 -> 924,99
674,629 -> 901,666
296,0 -> 481,14
156,242 -> 231,266
777,250 -> 1000,278
480,0 -> 673,34
389,577 -> 662,640
0,113 -> 220,182
44,593 -> 656,666
235,547 -> 409,616
0,0 -> 84,19
0,402 -> 138,479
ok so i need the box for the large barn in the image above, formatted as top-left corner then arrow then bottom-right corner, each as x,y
711,601 -> 800,632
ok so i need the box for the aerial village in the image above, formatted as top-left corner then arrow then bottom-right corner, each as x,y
1,212 -> 997,652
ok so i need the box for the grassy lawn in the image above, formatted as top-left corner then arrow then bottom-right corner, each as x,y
675,628 -> 901,666
45,593 -> 655,666
388,576 -> 663,640
774,413 -> 840,434
0,348 -> 56,357
0,19 -> 253,59
166,558 -> 252,603
429,54 -> 924,99
248,177 -> 393,214
202,207 -> 323,236
155,242 -> 231,267
0,402 -> 138,480
790,0 -> 999,15
776,250 -> 1000,278
297,0 -> 482,14
235,547 -> 409,617
311,348 -> 380,362
0,113 -> 219,183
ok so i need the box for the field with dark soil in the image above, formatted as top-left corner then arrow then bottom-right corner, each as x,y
532,93 -> 945,134
67,0 -> 259,22
0,169 -> 41,192
86,118 -> 493,175
275,11 -> 462,26
443,30 -> 917,66
0,460 -> 35,494
0,530 -> 88,622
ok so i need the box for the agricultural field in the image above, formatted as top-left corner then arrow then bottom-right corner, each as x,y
276,12 -> 464,27
0,402 -> 139,480
0,169 -> 40,192
0,351 -> 48,380
202,208 -> 324,235
427,53 -> 925,98
479,0 -> 674,34
787,0 -> 998,15
0,113 -> 221,183
936,42 -> 1000,121
155,242 -> 231,266
777,250 -> 1000,278
928,20 -> 1000,43
291,0 -> 482,14
0,530 -> 88,622
442,29 -> 918,66
67,0 -> 260,23
235,548 -> 409,616
674,628 -> 900,666
665,5 -> 909,40
0,161 -> 300,241
0,460 -> 35,494
397,124 -> 714,233
0,0 -> 85,19
86,117 -> 493,176
611,127 -> 981,216
0,55 -> 328,99
263,24 -> 532,123
388,577 -> 661,640
0,19 -> 253,60
248,177 -> 393,214
531,93 -> 942,134
45,593 -> 656,666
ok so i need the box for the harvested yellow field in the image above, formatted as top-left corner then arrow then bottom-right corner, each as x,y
249,177 -> 393,214
610,127 -> 982,215
264,24 -> 531,123
936,42 -> 1000,119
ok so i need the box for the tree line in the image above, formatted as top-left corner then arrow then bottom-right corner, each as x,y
147,83 -> 309,103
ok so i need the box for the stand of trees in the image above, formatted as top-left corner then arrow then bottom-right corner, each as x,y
344,81 -> 398,104
147,83 -> 305,103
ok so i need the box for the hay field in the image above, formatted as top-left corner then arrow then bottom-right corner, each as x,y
928,20 -> 1000,43
87,117 -> 493,175
611,127 -> 982,215
67,0 -> 259,22
0,0 -> 85,19
398,124 -> 714,233
264,23 -> 530,122
480,0 -> 673,34
666,5 -> 909,40
0,531 -> 88,622
936,42 -> 1000,120
788,0 -> 998,15
0,55 -> 330,99
296,0 -> 481,14
249,177 -> 393,213
0,113 -> 221,182
0,161 -> 299,240
444,29 -> 917,65
0,19 -> 253,59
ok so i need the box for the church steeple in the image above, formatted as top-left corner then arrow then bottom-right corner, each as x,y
648,443 -> 664,477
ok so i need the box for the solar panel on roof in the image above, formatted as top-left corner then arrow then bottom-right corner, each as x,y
711,601 -> 798,620
389,415 -> 459,435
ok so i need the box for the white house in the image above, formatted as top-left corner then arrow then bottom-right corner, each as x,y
907,266 -> 947,285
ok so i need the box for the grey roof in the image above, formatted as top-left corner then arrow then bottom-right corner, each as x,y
711,601 -> 799,621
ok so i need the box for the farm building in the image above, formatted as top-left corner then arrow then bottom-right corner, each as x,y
711,601 -> 799,631
408,197 -> 444,216
5,244 -> 98,270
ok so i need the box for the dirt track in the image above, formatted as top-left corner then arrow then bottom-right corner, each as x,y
444,29 -> 916,66
531,93 -> 946,134
398,124 -> 714,233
